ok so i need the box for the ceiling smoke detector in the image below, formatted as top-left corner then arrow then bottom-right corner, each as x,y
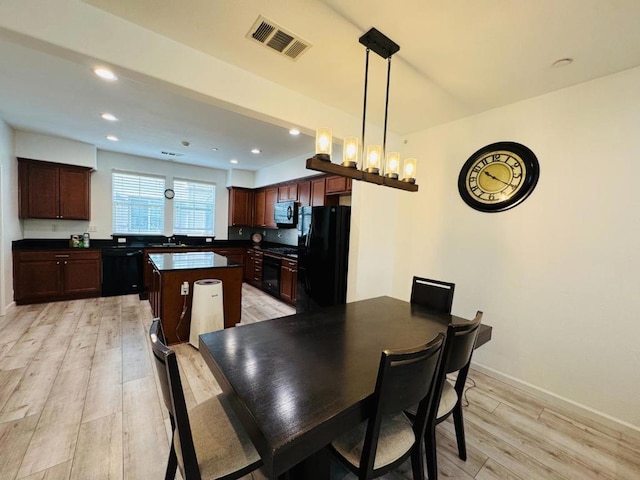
246,16 -> 311,61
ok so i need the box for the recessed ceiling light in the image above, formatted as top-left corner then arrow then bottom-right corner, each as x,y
101,113 -> 118,121
94,68 -> 118,81
251,148 -> 262,154
230,159 -> 238,164
289,128 -> 300,136
106,135 -> 119,142
552,58 -> 574,68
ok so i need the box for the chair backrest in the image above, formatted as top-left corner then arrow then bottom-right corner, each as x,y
359,333 -> 445,476
443,311 -> 483,375
410,276 -> 456,314
149,319 -> 201,479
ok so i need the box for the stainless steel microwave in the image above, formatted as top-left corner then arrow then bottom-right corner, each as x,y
274,201 -> 297,227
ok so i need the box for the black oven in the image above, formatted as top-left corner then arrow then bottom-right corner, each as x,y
262,254 -> 281,297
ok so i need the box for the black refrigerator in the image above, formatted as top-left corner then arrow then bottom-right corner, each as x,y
296,205 -> 351,313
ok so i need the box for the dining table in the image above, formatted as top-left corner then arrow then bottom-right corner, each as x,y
199,296 -> 492,479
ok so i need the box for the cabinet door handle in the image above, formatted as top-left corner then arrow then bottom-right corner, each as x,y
56,261 -> 60,265
55,254 -> 70,258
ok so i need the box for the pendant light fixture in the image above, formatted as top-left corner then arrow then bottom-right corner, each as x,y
306,28 -> 418,192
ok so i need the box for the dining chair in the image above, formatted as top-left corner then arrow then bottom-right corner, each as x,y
330,332 -> 446,480
149,319 -> 262,480
424,311 -> 483,480
410,276 -> 456,314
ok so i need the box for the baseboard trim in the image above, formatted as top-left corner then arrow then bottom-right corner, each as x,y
470,361 -> 640,437
2,300 -> 16,316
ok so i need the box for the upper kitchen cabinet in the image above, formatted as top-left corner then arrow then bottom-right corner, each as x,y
325,176 -> 352,195
311,178 -> 326,206
228,187 -> 254,226
254,187 -> 278,228
18,158 -> 92,220
298,181 -> 311,207
278,184 -> 298,202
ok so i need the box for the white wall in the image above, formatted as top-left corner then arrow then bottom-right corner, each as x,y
377,66 -> 640,429
0,121 -> 21,314
92,150 -> 230,239
15,131 -> 97,169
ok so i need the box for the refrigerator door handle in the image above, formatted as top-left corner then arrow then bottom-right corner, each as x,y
306,221 -> 312,248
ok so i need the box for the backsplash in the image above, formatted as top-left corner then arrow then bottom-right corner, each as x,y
228,226 -> 298,246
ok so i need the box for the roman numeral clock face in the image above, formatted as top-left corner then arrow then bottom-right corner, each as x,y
458,142 -> 540,212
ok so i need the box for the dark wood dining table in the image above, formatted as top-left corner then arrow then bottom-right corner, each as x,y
199,296 -> 492,479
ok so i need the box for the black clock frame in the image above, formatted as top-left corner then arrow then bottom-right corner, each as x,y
164,188 -> 175,199
458,141 -> 540,213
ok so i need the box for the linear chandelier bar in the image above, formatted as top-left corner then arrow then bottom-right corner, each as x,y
307,27 -> 418,192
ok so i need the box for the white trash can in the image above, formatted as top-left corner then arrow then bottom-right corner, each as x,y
189,279 -> 224,348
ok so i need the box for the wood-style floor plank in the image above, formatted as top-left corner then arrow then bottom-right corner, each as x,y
0,289 -> 639,480
16,367 -> 90,478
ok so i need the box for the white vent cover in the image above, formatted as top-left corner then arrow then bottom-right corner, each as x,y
246,16 -> 311,61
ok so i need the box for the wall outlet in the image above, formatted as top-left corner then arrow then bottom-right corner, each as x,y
88,225 -> 98,232
181,282 -> 189,296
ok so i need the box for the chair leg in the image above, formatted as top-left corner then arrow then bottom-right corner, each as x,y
165,439 -> 178,480
411,442 -> 425,480
424,422 -> 438,480
165,416 -> 178,480
452,404 -> 467,461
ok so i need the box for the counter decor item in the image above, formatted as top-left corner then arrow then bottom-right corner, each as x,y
251,232 -> 263,245
69,235 -> 81,247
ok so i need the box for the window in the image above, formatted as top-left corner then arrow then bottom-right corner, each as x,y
173,179 -> 215,236
112,172 -> 165,234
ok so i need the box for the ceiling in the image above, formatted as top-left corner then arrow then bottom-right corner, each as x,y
2,0 -> 640,171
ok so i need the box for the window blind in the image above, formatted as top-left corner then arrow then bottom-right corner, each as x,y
173,179 -> 215,236
112,172 -> 165,234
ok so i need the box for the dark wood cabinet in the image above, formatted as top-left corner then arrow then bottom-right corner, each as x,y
325,176 -> 352,195
311,178 -> 326,206
254,187 -> 280,228
253,189 -> 266,227
13,249 -> 101,304
265,187 -> 278,228
278,184 -> 298,202
245,248 -> 263,286
18,158 -> 91,220
298,181 -> 311,207
280,258 -> 297,305
213,247 -> 245,267
228,187 -> 253,226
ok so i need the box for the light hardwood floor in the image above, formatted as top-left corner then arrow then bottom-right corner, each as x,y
0,287 -> 638,480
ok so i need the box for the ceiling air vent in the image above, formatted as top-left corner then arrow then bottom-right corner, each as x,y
247,16 -> 311,61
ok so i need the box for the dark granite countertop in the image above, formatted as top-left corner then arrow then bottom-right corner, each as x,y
148,251 -> 242,272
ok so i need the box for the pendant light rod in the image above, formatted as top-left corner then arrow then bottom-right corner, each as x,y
361,48 -> 370,171
382,56 -> 392,175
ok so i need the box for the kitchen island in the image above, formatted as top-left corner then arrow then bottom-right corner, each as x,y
148,251 -> 243,344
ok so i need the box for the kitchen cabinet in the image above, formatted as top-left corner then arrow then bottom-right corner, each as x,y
325,176 -> 352,195
278,184 -> 298,202
255,188 -> 278,228
245,248 -> 263,286
13,249 -> 101,304
228,187 -> 253,226
298,181 -> 311,207
214,247 -> 245,267
18,158 -> 92,220
280,258 -> 297,305
311,178 -> 326,206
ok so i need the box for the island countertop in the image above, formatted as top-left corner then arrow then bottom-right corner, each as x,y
148,251 -> 241,272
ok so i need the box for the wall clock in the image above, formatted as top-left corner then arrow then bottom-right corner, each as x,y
458,141 -> 540,212
164,188 -> 175,199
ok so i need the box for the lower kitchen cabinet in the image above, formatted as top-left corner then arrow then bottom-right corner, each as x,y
213,247 -> 245,266
245,249 -> 263,286
280,258 -> 297,305
13,249 -> 101,304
